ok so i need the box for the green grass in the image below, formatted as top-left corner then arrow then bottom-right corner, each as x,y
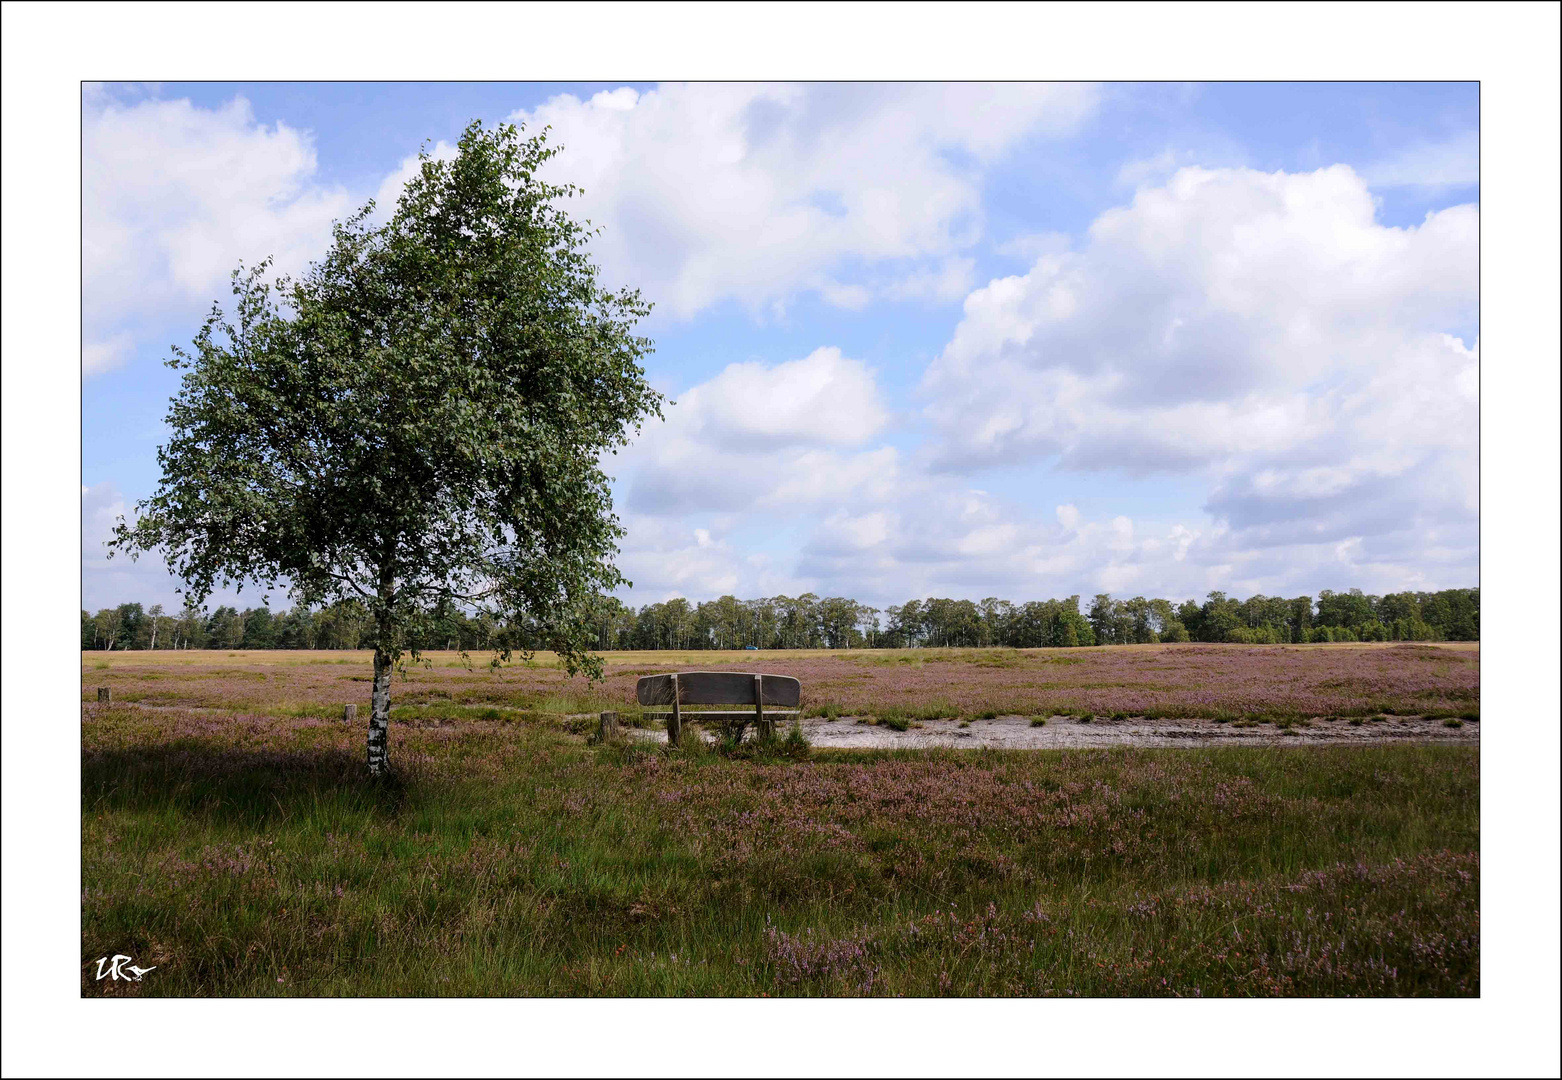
82,705 -> 1477,997
871,703 -> 957,730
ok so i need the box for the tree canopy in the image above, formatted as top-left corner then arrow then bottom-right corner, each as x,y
84,585 -> 1480,653
112,120 -> 664,770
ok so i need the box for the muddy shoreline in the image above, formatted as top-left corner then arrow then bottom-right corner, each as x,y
628,712 -> 1478,749
92,700 -> 1478,749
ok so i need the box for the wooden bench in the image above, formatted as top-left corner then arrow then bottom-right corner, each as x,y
635,671 -> 801,747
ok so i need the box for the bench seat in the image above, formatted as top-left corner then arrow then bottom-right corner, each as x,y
640,709 -> 801,722
634,671 -> 802,746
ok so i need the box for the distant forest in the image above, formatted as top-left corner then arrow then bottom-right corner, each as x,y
82,587 -> 1479,652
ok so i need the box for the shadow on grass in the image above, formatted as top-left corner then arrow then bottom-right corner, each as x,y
81,743 -> 412,825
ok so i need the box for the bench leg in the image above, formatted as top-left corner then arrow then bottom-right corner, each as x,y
755,673 -> 772,741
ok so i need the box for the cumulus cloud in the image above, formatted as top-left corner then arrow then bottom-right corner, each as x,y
80,82 -> 1098,375
794,488 -> 1472,607
791,487 -> 1226,604
82,92 -> 354,375
612,514 -> 747,601
614,165 -> 1479,606
920,164 -> 1478,559
609,349 -> 1229,605
612,212 -> 1478,607
80,89 -> 1478,612
508,83 -> 1100,317
620,346 -> 897,516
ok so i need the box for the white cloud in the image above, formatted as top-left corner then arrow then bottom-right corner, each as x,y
82,332 -> 134,376
1114,148 -> 1200,190
800,488 -> 1472,607
609,173 -> 1479,607
508,83 -> 1100,318
621,346 -> 897,516
995,232 -> 1072,262
683,346 -> 887,450
82,481 -> 265,612
606,164 -> 1478,608
82,482 -> 127,560
1362,129 -> 1479,189
610,350 -> 1229,604
876,257 -> 978,304
79,90 -> 1479,612
614,513 -> 765,602
82,93 -> 354,375
794,489 -> 1205,604
921,164 -> 1478,559
82,482 -> 180,611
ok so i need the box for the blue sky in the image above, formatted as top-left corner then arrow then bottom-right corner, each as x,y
82,81 -> 1478,613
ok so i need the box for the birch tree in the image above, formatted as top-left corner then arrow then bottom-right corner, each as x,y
112,120 -> 663,774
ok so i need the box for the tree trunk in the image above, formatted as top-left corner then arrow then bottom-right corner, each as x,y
367,645 -> 392,775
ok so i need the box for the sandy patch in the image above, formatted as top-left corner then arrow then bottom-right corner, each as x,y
628,713 -> 1479,749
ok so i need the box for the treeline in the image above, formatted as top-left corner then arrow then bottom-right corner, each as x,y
82,586 -> 1478,652
79,600 -> 538,654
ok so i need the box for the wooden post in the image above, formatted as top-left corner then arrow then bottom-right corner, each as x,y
96,687 -> 111,703
667,673 -> 681,747
343,704 -> 357,724
755,673 -> 772,742
599,710 -> 620,743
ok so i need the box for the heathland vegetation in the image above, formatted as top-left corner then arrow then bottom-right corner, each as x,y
83,585 -> 1479,653
82,645 -> 1479,996
81,639 -> 1482,725
81,640 -> 1481,726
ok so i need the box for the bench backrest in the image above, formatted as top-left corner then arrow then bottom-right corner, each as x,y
635,671 -> 801,707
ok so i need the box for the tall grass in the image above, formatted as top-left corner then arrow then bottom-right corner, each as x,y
82,704 -> 1478,997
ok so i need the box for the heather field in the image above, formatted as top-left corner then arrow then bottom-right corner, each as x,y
83,644 -> 1479,997
83,641 -> 1480,724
